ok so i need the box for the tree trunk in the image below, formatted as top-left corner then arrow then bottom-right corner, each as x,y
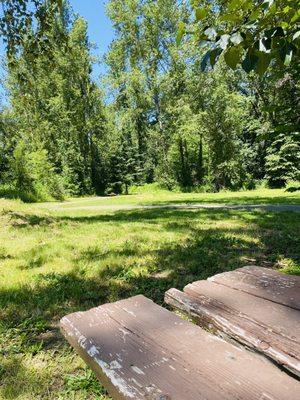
197,134 -> 204,184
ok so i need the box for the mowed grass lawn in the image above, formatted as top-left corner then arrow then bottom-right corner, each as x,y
0,188 -> 300,399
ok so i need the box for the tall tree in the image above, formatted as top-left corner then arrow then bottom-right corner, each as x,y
4,2 -> 108,198
0,0 -> 64,55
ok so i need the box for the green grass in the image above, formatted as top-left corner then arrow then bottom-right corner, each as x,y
0,188 -> 299,399
39,186 -> 300,211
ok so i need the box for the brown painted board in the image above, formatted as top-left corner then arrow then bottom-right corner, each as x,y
208,266 -> 300,310
165,285 -> 300,377
61,295 -> 300,400
237,266 -> 300,284
185,280 -> 300,343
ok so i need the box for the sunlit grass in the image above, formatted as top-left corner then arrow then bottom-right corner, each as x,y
0,189 -> 299,398
35,186 -> 300,210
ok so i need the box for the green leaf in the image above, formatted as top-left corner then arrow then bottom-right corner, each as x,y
244,0 -> 253,10
196,7 -> 208,21
191,0 -> 200,9
268,3 -> 277,14
198,33 -> 209,41
201,51 -> 211,71
274,124 -> 299,133
242,49 -> 259,72
224,46 -> 241,70
281,21 -> 289,29
176,22 -> 185,46
291,10 -> 300,23
279,43 -> 294,65
228,0 -> 240,11
255,52 -> 271,76
210,48 -> 222,66
249,9 -> 260,21
220,13 -> 240,22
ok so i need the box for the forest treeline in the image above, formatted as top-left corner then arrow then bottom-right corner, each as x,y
0,0 -> 299,201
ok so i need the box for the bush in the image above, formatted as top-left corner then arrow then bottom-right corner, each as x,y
243,174 -> 256,190
0,184 -> 39,203
285,180 -> 300,193
8,140 -> 66,202
11,140 -> 35,193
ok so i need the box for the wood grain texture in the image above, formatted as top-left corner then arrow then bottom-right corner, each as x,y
209,266 -> 300,310
61,295 -> 300,400
165,285 -> 300,377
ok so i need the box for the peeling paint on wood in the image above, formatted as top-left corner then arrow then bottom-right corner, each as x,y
61,295 -> 300,399
165,266 -> 300,378
209,266 -> 300,310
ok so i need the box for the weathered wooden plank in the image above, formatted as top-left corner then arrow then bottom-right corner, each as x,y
209,266 -> 300,310
237,266 -> 300,285
185,280 -> 300,341
165,286 -> 300,377
61,295 -> 300,400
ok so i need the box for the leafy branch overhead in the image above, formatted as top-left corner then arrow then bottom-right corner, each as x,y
0,0 -> 63,55
178,0 -> 300,75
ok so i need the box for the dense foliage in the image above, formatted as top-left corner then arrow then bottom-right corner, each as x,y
0,0 -> 299,200
1,5 -> 108,200
181,0 -> 300,75
0,0 -> 63,55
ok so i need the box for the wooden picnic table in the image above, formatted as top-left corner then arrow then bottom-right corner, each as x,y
165,266 -> 300,377
61,266 -> 300,399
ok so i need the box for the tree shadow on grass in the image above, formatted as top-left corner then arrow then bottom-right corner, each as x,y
1,210 -> 54,228
1,207 -> 299,398
0,231 -> 251,341
56,207 -> 232,224
3,208 -> 298,319
145,194 -> 300,206
2,208 -> 299,321
57,207 -> 299,277
0,356 -> 47,399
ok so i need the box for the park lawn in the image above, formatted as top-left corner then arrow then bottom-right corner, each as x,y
0,188 -> 300,399
39,186 -> 300,210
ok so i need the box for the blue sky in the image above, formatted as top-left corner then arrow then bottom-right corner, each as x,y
69,0 -> 114,79
0,0 -> 114,101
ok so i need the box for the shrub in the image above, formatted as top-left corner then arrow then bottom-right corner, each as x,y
9,140 -> 65,202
